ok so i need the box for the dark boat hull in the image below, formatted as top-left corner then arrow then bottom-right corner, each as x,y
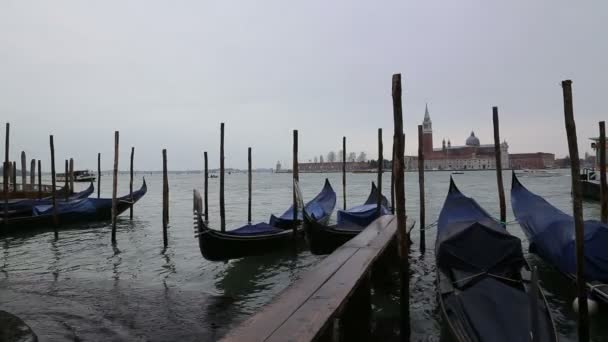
582,180 -> 600,201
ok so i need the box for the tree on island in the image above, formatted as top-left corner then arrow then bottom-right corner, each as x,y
357,152 -> 367,162
327,151 -> 337,163
347,152 -> 357,162
319,155 -> 324,163
314,156 -> 318,163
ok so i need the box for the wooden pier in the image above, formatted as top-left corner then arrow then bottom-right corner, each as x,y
221,215 -> 399,342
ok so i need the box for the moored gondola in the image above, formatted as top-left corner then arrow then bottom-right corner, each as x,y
301,182 -> 398,254
194,179 -> 336,261
512,172 -> 608,304
2,182 -> 95,217
437,177 -> 557,342
0,179 -> 146,232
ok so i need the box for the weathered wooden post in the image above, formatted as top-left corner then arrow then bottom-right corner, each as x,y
50,135 -> 58,235
562,79 -> 589,342
392,73 -> 410,340
37,160 -> 41,199
493,107 -> 506,225
20,152 -> 26,190
248,147 -> 252,224
11,162 -> 16,191
342,136 -> 346,210
162,149 -> 169,247
600,121 -> 607,223
130,147 -> 134,220
377,128 -> 383,216
204,151 -> 209,222
30,159 -> 35,189
69,158 -> 74,194
391,135 -> 396,214
111,131 -> 119,244
418,125 -> 426,253
220,123 -> 226,232
97,153 -> 101,198
64,160 -> 69,200
293,129 -> 299,237
3,123 -> 9,223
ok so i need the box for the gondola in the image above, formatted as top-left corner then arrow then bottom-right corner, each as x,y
302,182 -> 392,254
437,178 -> 557,342
268,179 -> 336,229
2,182 -> 95,217
194,179 -> 336,261
512,172 -> 608,303
0,179 -> 146,231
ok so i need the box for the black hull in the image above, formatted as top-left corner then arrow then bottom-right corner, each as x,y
582,180 -> 600,201
304,219 -> 356,255
198,214 -> 330,261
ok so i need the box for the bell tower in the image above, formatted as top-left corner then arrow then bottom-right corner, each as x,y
422,103 -> 433,154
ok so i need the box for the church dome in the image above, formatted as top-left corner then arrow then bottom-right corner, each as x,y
466,131 -> 480,146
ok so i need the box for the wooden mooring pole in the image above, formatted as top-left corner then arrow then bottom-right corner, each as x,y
392,74 -> 410,341
130,147 -> 134,220
30,159 -> 35,189
11,162 -> 16,191
293,129 -> 299,237
248,147 -> 252,224
37,160 -> 41,199
493,107 -> 506,225
20,151 -> 26,190
64,160 -> 69,200
220,123 -> 226,232
418,125 -> 426,253
50,135 -> 58,235
391,135 -> 396,214
111,131 -> 119,244
69,158 -> 74,194
562,79 -> 589,342
97,153 -> 101,198
3,123 -> 9,223
377,128 -> 383,216
204,151 -> 209,222
600,121 -> 607,223
342,136 -> 346,210
162,149 -> 169,247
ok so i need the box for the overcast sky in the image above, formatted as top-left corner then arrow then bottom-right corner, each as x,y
1,1 -> 606,170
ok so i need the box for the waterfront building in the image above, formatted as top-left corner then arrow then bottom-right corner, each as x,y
405,105 -> 509,170
509,153 -> 555,169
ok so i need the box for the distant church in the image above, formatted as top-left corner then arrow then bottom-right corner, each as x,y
405,104 -> 509,170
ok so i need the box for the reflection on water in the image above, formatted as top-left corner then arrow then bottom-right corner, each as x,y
0,170 -> 607,341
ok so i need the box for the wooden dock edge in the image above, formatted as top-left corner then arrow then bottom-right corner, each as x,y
221,215 -> 398,342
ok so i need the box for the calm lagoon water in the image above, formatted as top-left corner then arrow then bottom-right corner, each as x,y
1,170 -> 608,341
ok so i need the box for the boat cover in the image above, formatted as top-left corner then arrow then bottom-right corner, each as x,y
228,223 -> 285,235
33,180 -> 146,216
445,277 -> 553,342
512,173 -> 608,282
436,179 -> 525,281
337,182 -> 389,228
269,179 -> 336,227
3,182 -> 94,212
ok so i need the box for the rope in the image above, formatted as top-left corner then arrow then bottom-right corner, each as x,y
419,220 -> 438,231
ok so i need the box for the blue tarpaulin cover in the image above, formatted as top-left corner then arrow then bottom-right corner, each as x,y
511,174 -> 608,282
228,223 -> 284,235
336,182 -> 389,228
269,179 -> 336,228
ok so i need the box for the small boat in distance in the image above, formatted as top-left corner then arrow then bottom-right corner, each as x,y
451,171 -> 464,175
193,179 -> 336,261
436,177 -> 557,342
512,172 -> 608,303
56,170 -> 96,182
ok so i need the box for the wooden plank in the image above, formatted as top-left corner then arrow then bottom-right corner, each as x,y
343,215 -> 395,249
221,247 -> 358,342
266,247 -> 378,342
